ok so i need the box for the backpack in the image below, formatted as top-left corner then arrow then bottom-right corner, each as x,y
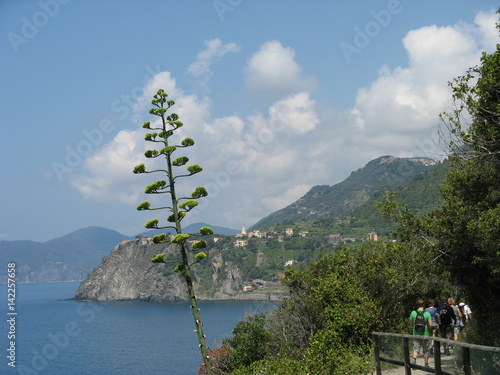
458,305 -> 467,325
414,310 -> 427,334
438,306 -> 451,326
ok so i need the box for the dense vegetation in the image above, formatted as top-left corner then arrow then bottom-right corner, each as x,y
199,22 -> 500,375
193,159 -> 448,293
251,156 -> 437,230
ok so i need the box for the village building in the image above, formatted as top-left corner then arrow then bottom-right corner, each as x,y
328,233 -> 341,245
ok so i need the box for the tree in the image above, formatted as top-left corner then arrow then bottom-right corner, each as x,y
223,314 -> 270,370
266,251 -> 380,374
133,89 -> 214,373
432,22 -> 500,345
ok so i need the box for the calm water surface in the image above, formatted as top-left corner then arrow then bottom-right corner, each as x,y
0,282 -> 277,375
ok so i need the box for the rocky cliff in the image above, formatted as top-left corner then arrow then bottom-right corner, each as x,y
73,237 -> 246,302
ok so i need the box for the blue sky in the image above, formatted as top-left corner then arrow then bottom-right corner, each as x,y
1,0 -> 499,242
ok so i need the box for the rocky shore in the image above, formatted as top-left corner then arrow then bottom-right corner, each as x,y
72,237 -> 287,302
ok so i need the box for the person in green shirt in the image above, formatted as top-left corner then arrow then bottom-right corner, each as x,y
409,299 -> 433,367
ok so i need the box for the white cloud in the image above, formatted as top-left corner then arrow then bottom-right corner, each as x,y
69,11 -> 498,231
472,11 -> 499,51
70,129 -> 145,204
188,39 -> 240,90
347,16 -> 495,159
244,40 -> 317,98
132,71 -> 181,113
268,92 -> 320,135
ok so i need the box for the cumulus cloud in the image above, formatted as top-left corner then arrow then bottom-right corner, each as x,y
471,11 -> 499,51
70,129 -> 145,204
347,15 -> 495,159
69,11 -> 498,231
244,40 -> 317,98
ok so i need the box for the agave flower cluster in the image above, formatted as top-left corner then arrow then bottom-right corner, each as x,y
133,89 -> 213,266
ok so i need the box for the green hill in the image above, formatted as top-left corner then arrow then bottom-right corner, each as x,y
250,156 -> 442,230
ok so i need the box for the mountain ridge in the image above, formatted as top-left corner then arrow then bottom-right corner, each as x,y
250,155 -> 442,230
0,155 -> 443,284
0,224 -> 239,284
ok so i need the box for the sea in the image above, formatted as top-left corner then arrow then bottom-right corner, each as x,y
0,282 -> 278,375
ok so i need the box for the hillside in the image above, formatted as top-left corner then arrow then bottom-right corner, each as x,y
138,222 -> 240,237
73,158 -> 449,301
250,156 -> 442,230
1,155 -> 446,286
334,158 -> 449,237
0,223 -> 240,284
72,237 -> 287,302
0,227 -> 130,283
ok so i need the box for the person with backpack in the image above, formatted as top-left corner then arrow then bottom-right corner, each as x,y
409,299 -> 433,367
425,299 -> 438,354
458,297 -> 472,324
436,297 -> 456,354
449,297 -> 464,341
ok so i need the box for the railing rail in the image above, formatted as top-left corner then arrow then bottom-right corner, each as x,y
372,332 -> 500,375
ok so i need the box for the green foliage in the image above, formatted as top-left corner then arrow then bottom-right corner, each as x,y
152,233 -> 167,244
223,314 -> 270,370
432,36 -> 500,346
144,219 -> 159,229
133,163 -> 146,174
199,227 -> 214,235
194,252 -> 207,261
136,201 -> 151,211
229,355 -> 307,375
192,241 -> 207,250
192,186 -> 208,198
220,227 -> 458,373
151,254 -> 166,263
171,233 -> 190,244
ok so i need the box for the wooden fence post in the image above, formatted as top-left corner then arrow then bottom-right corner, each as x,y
372,334 -> 382,375
434,340 -> 442,375
403,337 -> 412,375
463,347 -> 471,375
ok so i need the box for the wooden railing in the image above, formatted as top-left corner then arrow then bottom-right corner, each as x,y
372,332 -> 500,375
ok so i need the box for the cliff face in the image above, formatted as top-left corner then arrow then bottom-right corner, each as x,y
73,237 -> 244,302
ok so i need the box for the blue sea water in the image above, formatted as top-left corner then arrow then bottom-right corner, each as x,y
0,282 -> 277,375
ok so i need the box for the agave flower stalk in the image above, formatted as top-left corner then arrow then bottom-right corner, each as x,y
133,89 -> 213,374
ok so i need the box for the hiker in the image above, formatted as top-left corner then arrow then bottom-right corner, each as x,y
436,297 -> 456,354
409,299 -> 433,367
425,299 -> 438,354
449,298 -> 463,341
458,298 -> 472,325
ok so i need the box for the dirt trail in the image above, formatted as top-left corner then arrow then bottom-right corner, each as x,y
377,350 -> 458,374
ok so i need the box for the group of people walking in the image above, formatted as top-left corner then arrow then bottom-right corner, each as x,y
408,297 -> 473,367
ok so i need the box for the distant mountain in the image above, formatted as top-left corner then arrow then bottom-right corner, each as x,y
250,156 -> 442,230
0,155 -> 444,285
0,226 -> 130,283
0,223 -> 239,284
137,222 -> 239,237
